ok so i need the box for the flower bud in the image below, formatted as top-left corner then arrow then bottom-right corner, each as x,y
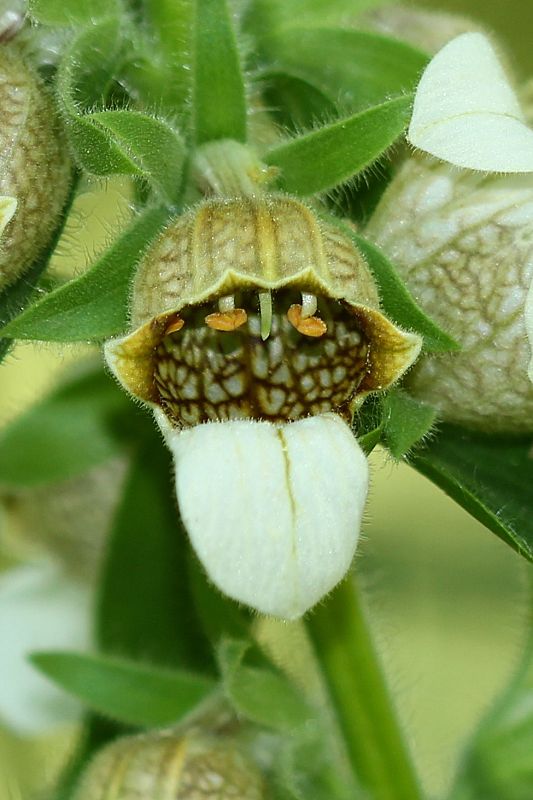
73,730 -> 266,800
366,154 -> 533,432
0,43 -> 71,289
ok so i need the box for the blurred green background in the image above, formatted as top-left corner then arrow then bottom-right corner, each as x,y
0,1 -> 532,798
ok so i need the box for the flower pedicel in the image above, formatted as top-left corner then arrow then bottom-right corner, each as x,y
105,192 -> 421,618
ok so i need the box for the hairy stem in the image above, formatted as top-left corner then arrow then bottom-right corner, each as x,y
306,574 -> 423,800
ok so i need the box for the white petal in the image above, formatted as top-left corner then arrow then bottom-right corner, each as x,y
0,562 -> 93,735
408,33 -> 533,172
167,414 -> 368,620
0,196 -> 17,236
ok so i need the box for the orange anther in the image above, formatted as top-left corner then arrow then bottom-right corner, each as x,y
287,304 -> 327,338
164,316 -> 185,335
205,308 -> 248,331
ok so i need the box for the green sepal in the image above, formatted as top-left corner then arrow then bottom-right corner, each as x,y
410,426 -> 533,563
30,651 -> 216,728
382,389 -> 437,459
192,0 -> 247,144
217,639 -> 313,732
0,206 -> 170,343
265,96 -> 412,196
0,366 -> 131,487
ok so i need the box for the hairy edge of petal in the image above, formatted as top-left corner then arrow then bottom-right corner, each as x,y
408,32 -> 533,172
0,562 -> 93,735
159,412 -> 369,620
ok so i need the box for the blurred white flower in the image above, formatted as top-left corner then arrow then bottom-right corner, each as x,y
0,561 -> 93,735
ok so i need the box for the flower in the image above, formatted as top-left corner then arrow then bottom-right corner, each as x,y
105,193 -> 421,618
366,33 -> 533,432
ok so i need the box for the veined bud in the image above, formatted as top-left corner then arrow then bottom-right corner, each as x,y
0,456 -> 129,582
0,43 -> 71,289
73,730 -> 266,800
104,194 -> 421,618
366,154 -> 533,432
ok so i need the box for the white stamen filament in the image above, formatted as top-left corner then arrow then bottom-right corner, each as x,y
218,294 -> 235,313
259,291 -> 273,340
301,292 -> 317,319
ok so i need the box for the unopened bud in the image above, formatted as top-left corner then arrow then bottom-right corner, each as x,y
0,43 -> 71,289
366,154 -> 533,432
73,730 -> 266,800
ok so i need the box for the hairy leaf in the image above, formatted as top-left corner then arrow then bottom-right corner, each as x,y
410,426 -> 533,562
261,28 -> 428,112
265,96 -> 412,196
0,207 -> 170,343
192,0 -> 247,143
31,651 -> 215,727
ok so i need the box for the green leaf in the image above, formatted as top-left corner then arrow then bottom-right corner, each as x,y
57,23 -> 186,201
29,0 -> 118,25
265,96 -> 412,196
350,233 -> 460,353
218,639 -> 312,731
0,206 -> 170,343
85,111 -> 186,203
192,0 -> 247,143
382,389 -> 437,459
31,651 -> 216,727
0,367 -> 130,487
409,426 -> 533,562
450,600 -> 533,800
261,28 -> 428,112
245,0 -> 394,37
354,395 -> 386,455
141,0 -> 193,114
98,436 -> 213,671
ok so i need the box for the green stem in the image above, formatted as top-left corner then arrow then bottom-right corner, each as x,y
306,573 -> 422,800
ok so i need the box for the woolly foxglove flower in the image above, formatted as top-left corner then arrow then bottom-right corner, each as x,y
105,194 -> 421,619
366,33 -> 533,431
